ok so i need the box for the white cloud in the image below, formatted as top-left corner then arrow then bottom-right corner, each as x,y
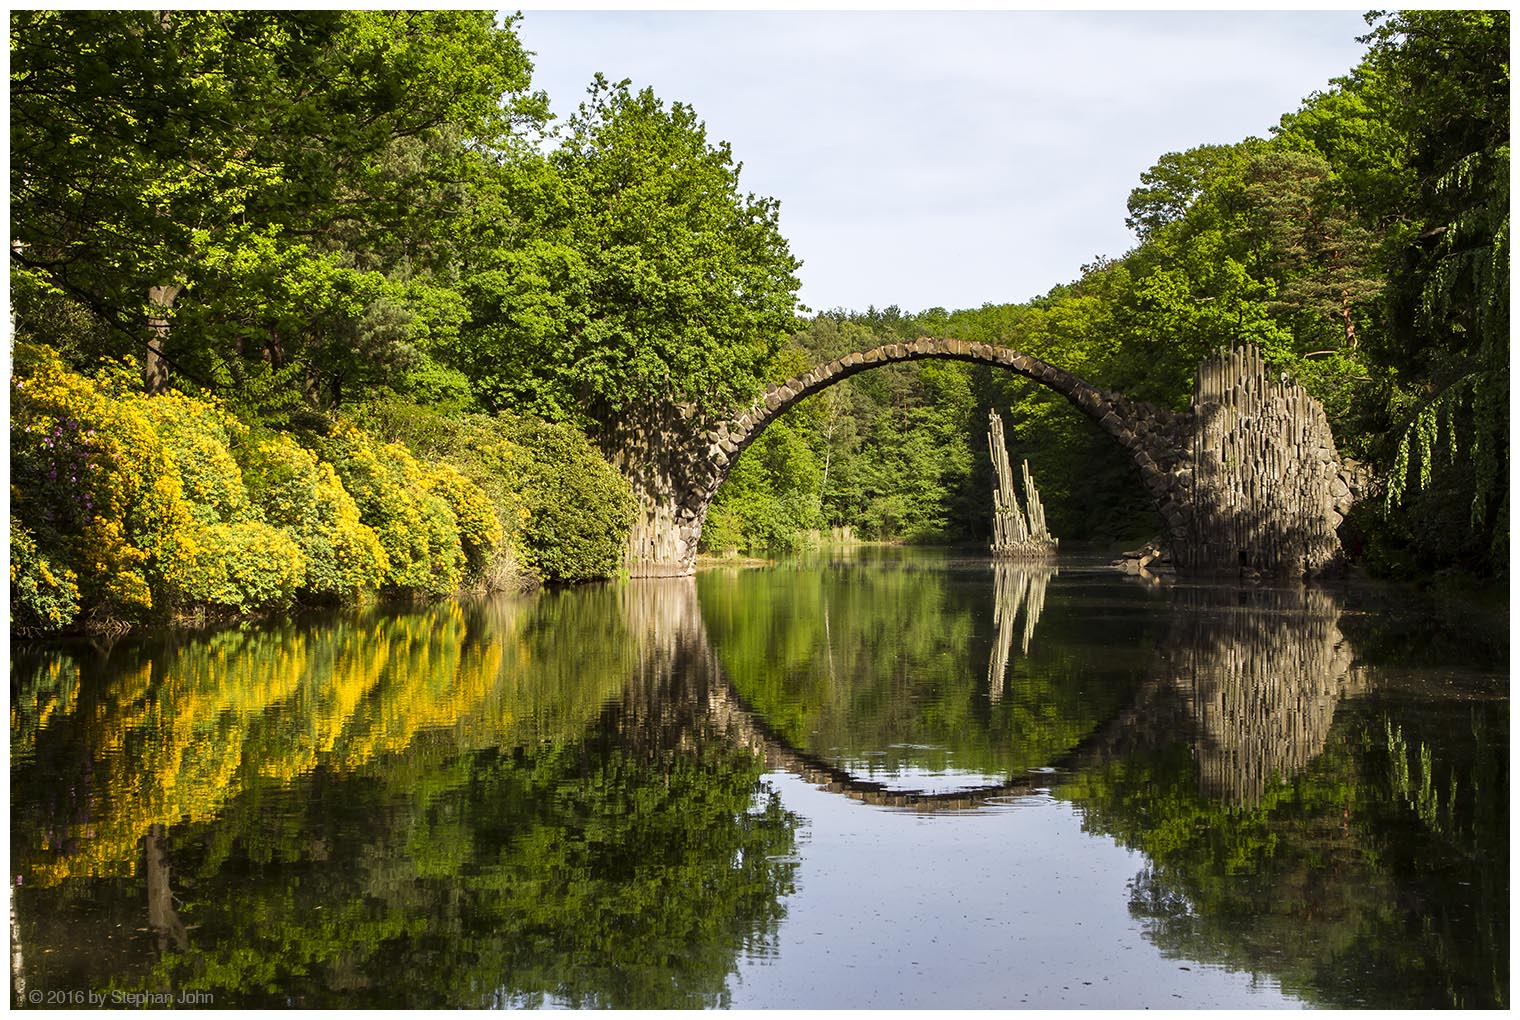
513,10 -> 1372,312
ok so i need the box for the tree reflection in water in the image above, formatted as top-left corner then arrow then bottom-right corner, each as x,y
10,588 -> 800,1008
9,564 -> 1506,1009
1062,580 -> 1506,1009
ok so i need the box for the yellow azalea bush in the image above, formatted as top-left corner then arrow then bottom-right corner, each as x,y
176,521 -> 306,612
238,432 -> 388,601
140,391 -> 253,526
10,519 -> 81,633
424,460 -> 502,574
318,420 -> 467,597
11,345 -> 518,632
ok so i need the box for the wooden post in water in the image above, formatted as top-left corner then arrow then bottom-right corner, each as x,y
988,409 -> 1057,559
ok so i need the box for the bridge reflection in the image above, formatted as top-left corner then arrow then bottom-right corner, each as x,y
11,569 -> 1365,887
7,567 -> 1471,1011
674,569 -> 1363,811
1161,585 -> 1361,805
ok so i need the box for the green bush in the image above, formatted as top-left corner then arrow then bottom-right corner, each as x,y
177,521 -> 305,613
238,432 -> 389,602
701,418 -> 823,554
479,413 -> 635,583
701,503 -> 746,556
352,397 -> 634,584
10,519 -> 81,632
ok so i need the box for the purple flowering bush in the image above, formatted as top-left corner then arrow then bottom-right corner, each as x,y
11,344 -> 192,624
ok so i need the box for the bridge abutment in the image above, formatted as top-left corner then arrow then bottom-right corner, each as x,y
604,410 -> 713,578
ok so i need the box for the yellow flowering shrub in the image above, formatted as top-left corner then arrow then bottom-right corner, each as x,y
424,461 -> 502,574
11,344 -> 194,623
177,521 -> 306,612
141,391 -> 252,526
10,517 -> 81,632
239,432 -> 388,601
318,421 -> 466,596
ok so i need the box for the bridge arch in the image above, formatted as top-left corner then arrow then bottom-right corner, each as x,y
618,336 -> 1186,577
616,339 -> 1362,578
710,336 -> 1179,498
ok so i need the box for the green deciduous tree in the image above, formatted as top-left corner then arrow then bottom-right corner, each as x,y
451,75 -> 802,427
11,10 -> 543,410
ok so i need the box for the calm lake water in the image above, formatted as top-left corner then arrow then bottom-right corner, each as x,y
10,548 -> 1508,1009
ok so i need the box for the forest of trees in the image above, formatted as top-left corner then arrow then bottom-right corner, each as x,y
10,10 -> 1509,635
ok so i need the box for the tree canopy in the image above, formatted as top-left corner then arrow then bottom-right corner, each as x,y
9,9 -> 1510,597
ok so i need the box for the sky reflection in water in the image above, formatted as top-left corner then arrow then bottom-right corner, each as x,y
9,550 -> 1508,1008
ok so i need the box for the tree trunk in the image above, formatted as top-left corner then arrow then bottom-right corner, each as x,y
145,824 -> 188,954
1340,287 -> 1358,350
144,283 -> 181,394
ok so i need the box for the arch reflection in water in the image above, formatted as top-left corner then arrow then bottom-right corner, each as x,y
10,562 -> 1504,1009
702,562 -> 1362,813
698,558 -> 1145,805
986,561 -> 1057,704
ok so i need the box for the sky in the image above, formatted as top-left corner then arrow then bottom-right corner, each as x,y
512,9 -> 1374,316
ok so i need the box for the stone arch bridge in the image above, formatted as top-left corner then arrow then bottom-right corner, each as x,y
606,338 -> 1366,578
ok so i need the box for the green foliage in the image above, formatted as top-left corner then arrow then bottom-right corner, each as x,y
1361,11 -> 1509,572
10,519 -> 81,633
11,10 -> 543,407
353,397 -> 634,584
237,432 -> 389,602
452,74 -> 802,424
703,416 -> 823,554
1126,143 -> 1248,241
491,413 -> 635,583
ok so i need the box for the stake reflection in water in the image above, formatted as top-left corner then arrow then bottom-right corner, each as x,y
986,562 -> 1057,704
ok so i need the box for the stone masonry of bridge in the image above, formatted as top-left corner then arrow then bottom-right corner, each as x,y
608,338 -> 1367,579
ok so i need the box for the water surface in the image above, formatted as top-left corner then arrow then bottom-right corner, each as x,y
10,549 -> 1508,1008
